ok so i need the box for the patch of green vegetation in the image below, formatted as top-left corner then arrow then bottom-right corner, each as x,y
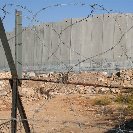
115,94 -> 133,114
93,97 -> 111,106
128,104 -> 133,114
115,94 -> 127,104
127,95 -> 133,114
115,94 -> 133,104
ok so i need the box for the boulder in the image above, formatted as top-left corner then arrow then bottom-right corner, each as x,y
0,86 -> 4,91
124,75 -> 130,81
84,86 -> 96,94
26,72 -> 36,78
110,88 -> 120,94
115,71 -> 120,77
0,90 -> 7,96
0,81 -> 4,86
98,87 -> 110,93
97,77 -> 105,82
38,73 -> 48,78
19,87 -> 35,98
75,85 -> 85,94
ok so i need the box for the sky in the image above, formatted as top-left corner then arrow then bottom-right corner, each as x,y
0,0 -> 133,31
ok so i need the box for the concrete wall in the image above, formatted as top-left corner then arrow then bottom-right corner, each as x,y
0,13 -> 133,72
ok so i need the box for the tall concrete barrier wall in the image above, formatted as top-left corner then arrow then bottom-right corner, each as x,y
0,13 -> 133,72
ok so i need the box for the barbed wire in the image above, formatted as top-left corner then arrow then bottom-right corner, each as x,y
0,2 -> 133,133
21,4 -> 121,72
1,2 -> 133,72
25,3 -> 133,73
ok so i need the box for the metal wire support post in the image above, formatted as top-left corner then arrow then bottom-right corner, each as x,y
15,10 -> 22,84
0,14 -> 31,133
15,10 -> 31,133
9,79 -> 31,133
10,10 -> 22,133
11,78 -> 18,133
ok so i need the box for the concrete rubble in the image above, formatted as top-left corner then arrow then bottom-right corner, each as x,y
0,69 -> 133,101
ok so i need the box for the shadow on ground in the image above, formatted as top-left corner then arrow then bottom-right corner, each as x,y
105,119 -> 133,133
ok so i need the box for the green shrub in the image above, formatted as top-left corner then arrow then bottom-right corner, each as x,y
93,97 -> 111,106
115,94 -> 127,104
127,95 -> 133,114
128,104 -> 133,113
115,94 -> 133,104
115,94 -> 133,114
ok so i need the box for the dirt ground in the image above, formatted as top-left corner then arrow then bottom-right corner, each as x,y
0,70 -> 133,133
0,94 -> 124,133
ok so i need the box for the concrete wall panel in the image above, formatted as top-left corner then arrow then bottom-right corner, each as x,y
126,14 -> 133,67
22,27 -> 35,70
41,23 -> 52,65
80,17 -> 93,68
59,19 -> 71,70
70,18 -> 83,70
113,14 -> 127,63
91,15 -> 103,68
34,25 -> 45,70
102,14 -> 115,68
0,14 -> 133,72
50,22 -> 62,65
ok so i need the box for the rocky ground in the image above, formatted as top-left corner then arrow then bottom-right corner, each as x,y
0,69 -> 133,133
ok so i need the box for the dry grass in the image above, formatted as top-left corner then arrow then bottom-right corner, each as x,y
92,96 -> 111,106
115,93 -> 133,114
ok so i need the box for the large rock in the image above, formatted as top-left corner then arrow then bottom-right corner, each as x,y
75,85 -> 85,94
26,72 -> 36,78
97,77 -> 105,82
0,86 -> 4,91
84,86 -> 96,94
38,73 -> 49,78
48,72 -> 54,77
0,81 -> 4,86
110,88 -> 120,94
124,75 -> 130,81
123,80 -> 131,87
97,87 -> 110,94
0,90 -> 7,96
19,87 -> 35,98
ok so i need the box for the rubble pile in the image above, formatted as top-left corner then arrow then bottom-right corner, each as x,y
0,69 -> 133,102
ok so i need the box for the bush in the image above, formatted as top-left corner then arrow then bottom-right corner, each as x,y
93,97 -> 111,106
127,95 -> 133,114
115,94 -> 133,104
128,104 -> 133,113
115,94 -> 127,104
115,94 -> 133,114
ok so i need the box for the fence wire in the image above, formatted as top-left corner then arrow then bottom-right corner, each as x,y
0,2 -> 133,133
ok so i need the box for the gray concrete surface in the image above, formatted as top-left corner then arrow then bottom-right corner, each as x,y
0,13 -> 133,73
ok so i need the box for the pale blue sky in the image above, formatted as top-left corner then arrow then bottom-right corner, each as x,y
0,0 -> 133,31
